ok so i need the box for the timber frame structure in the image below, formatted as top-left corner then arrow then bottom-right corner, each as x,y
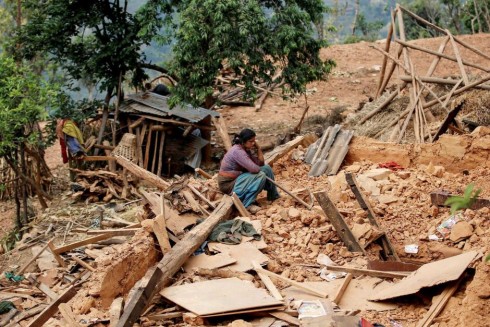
364,4 -> 490,143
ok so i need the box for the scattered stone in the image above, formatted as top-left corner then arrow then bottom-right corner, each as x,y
397,171 -> 411,179
345,164 -> 361,173
339,247 -> 353,258
324,243 -> 334,254
450,221 -> 474,242
363,168 -> 392,181
183,313 -> 205,326
352,223 -> 372,240
288,208 -> 301,219
228,320 -> 253,327
377,194 -> 399,204
357,175 -> 380,196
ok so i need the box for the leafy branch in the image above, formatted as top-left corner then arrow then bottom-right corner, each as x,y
444,183 -> 482,215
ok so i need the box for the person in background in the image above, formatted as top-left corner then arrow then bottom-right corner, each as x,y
218,128 -> 279,210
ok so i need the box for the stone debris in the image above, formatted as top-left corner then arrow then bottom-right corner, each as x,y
1,132 -> 489,327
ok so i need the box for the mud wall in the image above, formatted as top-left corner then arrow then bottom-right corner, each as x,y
346,127 -> 490,172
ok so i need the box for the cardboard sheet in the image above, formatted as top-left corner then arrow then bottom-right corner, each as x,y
160,277 -> 283,316
283,279 -> 397,312
208,242 -> 269,272
183,253 -> 236,271
369,251 -> 478,301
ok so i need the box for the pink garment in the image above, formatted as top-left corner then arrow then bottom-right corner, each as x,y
219,145 -> 261,178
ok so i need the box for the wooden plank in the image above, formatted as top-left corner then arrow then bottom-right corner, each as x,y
195,168 -> 213,179
254,266 -> 328,298
47,240 -> 66,267
265,134 -> 317,165
160,278 -> 282,316
156,132 -> 166,177
18,239 -> 53,274
188,184 -> 215,209
71,256 -> 96,272
325,265 -> 409,279
27,276 -> 59,301
81,156 -> 117,161
370,251 -> 477,301
110,297 -> 124,327
182,190 -> 208,215
147,312 -> 183,321
252,261 -> 284,301
86,229 -> 139,236
4,305 -> 47,327
115,155 -> 170,190
367,260 -> 420,272
269,311 -> 300,326
116,196 -> 234,327
183,253 -> 236,271
153,214 -> 172,254
53,233 -> 115,254
59,303 -> 81,327
26,286 -> 77,327
416,276 -> 464,327
345,173 -> 400,261
430,190 -> 490,210
211,117 -> 232,151
313,191 -> 364,253
332,273 -> 353,305
232,192 -> 251,217
433,100 -> 465,141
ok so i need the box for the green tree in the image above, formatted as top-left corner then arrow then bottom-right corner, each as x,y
462,0 -> 490,33
16,0 -> 334,108
0,55 -> 61,225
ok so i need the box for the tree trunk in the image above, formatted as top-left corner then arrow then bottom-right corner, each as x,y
20,143 -> 28,224
352,0 -> 360,35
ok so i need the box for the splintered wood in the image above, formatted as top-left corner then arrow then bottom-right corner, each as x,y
368,5 -> 490,143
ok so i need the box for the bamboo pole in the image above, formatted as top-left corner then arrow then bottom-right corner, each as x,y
446,30 -> 469,85
395,39 -> 490,72
426,36 -> 450,77
375,10 -> 395,98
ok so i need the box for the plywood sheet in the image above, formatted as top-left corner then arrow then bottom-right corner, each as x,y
369,251 -> 478,301
207,242 -> 269,272
160,278 -> 283,316
183,253 -> 236,271
283,279 -> 397,312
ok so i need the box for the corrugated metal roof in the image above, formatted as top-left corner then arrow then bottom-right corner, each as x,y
121,92 -> 219,123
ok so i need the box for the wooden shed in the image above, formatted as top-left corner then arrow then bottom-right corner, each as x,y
119,92 -> 220,177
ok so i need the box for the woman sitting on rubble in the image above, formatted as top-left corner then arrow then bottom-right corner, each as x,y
218,128 -> 279,209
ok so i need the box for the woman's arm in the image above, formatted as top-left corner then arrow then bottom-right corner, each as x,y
254,141 -> 265,165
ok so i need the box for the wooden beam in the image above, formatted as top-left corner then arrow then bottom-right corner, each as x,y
86,229 -> 139,236
395,39 -> 490,73
324,265 -> 409,279
110,297 -> 125,327
18,239 -> 53,274
59,303 -> 82,327
195,168 -> 213,179
416,276 -> 464,327
115,155 -> 170,190
81,156 -> 117,162
313,191 -> 364,253
116,196 -> 234,327
211,117 -> 232,151
153,211 -> 171,254
430,190 -> 490,209
26,286 -> 77,327
345,173 -> 400,261
232,192 -> 251,217
71,256 -> 96,272
47,240 -> 66,267
398,75 -> 490,90
254,266 -> 328,298
333,273 -> 353,305
188,184 -> 215,209
252,261 -> 284,301
52,233 -> 115,254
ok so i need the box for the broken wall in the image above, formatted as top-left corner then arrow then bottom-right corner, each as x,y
346,127 -> 490,172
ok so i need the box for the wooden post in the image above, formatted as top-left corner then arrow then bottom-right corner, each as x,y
151,131 -> 159,174
313,191 -> 364,253
156,132 -> 165,177
26,286 -> 77,327
345,173 -> 400,261
115,155 -> 170,190
211,117 -> 232,151
375,10 -> 395,98
333,273 -> 353,305
115,196 -> 234,327
144,123 -> 153,170
231,193 -> 251,217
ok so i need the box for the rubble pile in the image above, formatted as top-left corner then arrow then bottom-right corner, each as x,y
0,132 -> 488,327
